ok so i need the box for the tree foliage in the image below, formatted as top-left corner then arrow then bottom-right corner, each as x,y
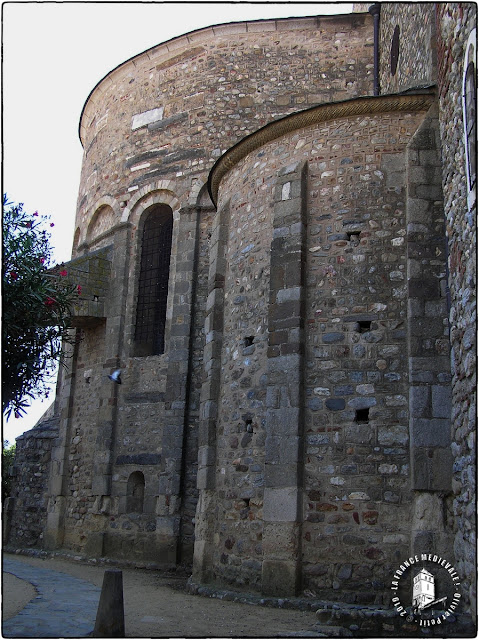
2,441 -> 16,502
2,195 -> 80,419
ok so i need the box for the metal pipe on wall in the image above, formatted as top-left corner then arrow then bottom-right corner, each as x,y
369,3 -> 381,96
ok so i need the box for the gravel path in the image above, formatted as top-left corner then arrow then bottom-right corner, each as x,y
2,553 -> 318,637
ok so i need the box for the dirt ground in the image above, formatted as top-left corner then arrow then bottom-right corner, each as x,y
3,571 -> 37,620
3,553 -> 318,637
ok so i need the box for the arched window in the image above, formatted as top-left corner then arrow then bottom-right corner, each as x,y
126,471 -> 145,513
463,29 -> 477,211
134,205 -> 173,356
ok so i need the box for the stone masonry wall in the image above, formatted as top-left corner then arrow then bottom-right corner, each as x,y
10,7 -> 474,611
60,322 -> 107,552
202,100 -> 432,599
179,204 -> 214,559
207,151 -> 273,590
302,111 -> 424,605
76,14 -> 373,240
7,420 -> 58,548
436,2 -> 477,615
379,3 -> 436,94
406,105 -> 453,560
47,15 -> 374,565
41,13 -> 376,565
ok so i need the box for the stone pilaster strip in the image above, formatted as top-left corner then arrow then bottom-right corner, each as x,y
157,206 -> 201,563
406,105 -> 453,555
262,161 -> 307,596
44,334 -> 79,550
192,200 -> 230,582
406,105 -> 452,492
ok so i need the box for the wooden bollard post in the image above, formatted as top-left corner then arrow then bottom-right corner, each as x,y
93,569 -> 125,637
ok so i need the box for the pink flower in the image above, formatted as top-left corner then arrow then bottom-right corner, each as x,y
10,271 -> 18,280
39,257 -> 46,264
45,297 -> 55,306
33,211 -> 39,217
50,223 -> 55,227
59,269 -> 68,277
77,285 -> 82,295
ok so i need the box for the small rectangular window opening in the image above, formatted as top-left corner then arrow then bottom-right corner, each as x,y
355,408 -> 370,423
347,230 -> 361,241
357,321 -> 371,333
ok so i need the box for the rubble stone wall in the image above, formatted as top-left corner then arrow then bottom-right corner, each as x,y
75,14 -> 373,240
45,13 -> 375,564
436,2 -> 477,616
60,321 -> 107,552
197,99 -> 440,601
379,3 -> 436,94
6,6 -> 475,613
6,420 -> 58,548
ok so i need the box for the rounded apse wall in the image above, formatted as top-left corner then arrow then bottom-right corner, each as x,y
204,96 -> 432,598
75,14 -> 373,247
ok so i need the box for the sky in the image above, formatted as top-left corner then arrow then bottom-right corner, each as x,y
3,0 -> 353,443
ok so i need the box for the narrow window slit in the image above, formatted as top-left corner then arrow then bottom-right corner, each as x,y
357,321 -> 371,333
244,336 -> 254,347
355,408 -> 370,423
347,230 -> 361,241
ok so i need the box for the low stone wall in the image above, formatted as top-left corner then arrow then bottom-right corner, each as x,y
187,580 -> 476,638
6,418 -> 59,548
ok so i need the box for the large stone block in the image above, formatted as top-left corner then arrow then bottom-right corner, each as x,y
432,385 -> 451,418
196,465 -> 216,490
85,531 -> 105,557
156,515 -> 180,537
264,463 -> 300,488
411,418 -> 450,447
92,475 -> 112,496
265,408 -> 301,436
268,354 -> 301,380
412,447 -> 452,491
197,445 -> 216,467
410,385 -> 430,416
262,559 -> 300,596
44,504 -> 66,550
263,487 -> 300,521
265,435 -> 300,464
